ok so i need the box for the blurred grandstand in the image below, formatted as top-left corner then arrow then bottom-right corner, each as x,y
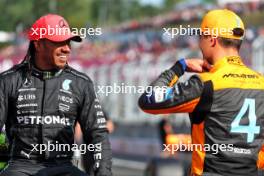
1,0 -> 264,175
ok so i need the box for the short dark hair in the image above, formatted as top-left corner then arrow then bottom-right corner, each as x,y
217,37 -> 243,50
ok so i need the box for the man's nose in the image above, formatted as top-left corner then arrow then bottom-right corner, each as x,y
61,44 -> 71,53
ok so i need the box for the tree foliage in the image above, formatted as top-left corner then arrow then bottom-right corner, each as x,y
0,0 -> 166,31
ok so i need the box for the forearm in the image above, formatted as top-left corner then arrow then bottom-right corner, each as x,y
150,59 -> 186,88
84,128 -> 112,176
138,59 -> 203,114
94,136 -> 112,176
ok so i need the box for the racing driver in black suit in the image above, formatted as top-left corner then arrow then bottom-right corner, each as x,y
0,14 -> 112,176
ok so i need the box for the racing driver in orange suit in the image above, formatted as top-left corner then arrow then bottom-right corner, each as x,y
139,9 -> 264,176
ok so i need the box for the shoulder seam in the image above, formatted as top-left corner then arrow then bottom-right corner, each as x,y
0,63 -> 26,77
65,67 -> 90,81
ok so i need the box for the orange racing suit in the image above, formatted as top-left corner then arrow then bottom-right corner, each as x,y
138,56 -> 264,176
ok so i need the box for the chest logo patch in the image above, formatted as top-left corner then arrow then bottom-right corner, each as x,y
62,79 -> 72,91
23,78 -> 32,87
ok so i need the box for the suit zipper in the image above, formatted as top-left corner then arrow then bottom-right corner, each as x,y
40,79 -> 46,159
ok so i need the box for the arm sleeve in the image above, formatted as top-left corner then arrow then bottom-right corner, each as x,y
138,60 -> 204,114
0,77 -> 8,162
78,81 -> 112,176
0,77 -> 8,132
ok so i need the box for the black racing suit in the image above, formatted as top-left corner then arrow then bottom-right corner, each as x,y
0,61 -> 112,176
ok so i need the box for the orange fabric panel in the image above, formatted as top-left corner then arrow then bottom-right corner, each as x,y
191,122 -> 205,175
257,145 -> 264,169
143,98 -> 200,114
199,57 -> 264,91
168,75 -> 179,87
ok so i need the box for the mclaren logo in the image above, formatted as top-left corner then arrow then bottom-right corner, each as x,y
62,79 -> 72,91
223,73 -> 259,79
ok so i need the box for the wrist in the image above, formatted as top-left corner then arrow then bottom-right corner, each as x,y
178,58 -> 187,71
170,58 -> 186,77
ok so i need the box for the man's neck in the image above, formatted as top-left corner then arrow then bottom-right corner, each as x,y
212,48 -> 239,65
34,55 -> 56,71
33,53 -> 49,70
30,57 -> 63,79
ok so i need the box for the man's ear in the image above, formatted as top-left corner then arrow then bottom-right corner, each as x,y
210,36 -> 216,47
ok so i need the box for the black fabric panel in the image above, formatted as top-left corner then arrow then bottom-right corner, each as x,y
170,61 -> 185,77
202,88 -> 264,176
191,80 -> 213,124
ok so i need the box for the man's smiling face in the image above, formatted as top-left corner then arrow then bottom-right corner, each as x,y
35,39 -> 71,69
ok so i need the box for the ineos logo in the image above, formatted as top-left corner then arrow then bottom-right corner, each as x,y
58,95 -> 73,104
